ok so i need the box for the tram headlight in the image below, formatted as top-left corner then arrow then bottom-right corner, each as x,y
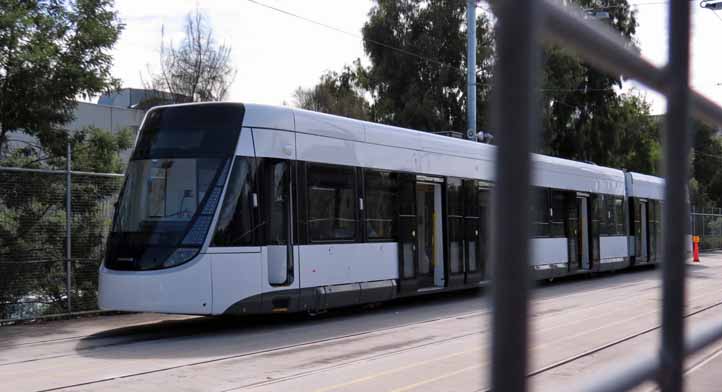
162,248 -> 200,268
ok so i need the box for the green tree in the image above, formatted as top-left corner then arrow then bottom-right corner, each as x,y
0,127 -> 130,318
691,121 -> 722,207
359,0 -> 494,132
293,64 -> 371,121
540,0 -> 661,173
0,0 -> 123,153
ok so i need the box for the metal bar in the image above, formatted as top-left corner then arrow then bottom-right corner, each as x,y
539,0 -> 722,128
568,315 -> 722,392
489,0 -> 540,390
66,142 -> 72,313
659,0 -> 692,390
569,352 -> 659,392
0,166 -> 124,177
466,0 -> 477,141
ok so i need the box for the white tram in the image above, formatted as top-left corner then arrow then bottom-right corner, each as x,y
99,103 -> 665,315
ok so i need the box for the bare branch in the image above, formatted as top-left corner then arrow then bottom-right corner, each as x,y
141,8 -> 235,104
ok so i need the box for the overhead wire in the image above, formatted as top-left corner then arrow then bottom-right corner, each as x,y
248,0 -> 628,95
246,0 -> 458,73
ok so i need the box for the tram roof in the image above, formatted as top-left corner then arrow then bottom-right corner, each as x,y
243,103 -> 631,196
626,172 -> 665,200
147,102 -> 640,196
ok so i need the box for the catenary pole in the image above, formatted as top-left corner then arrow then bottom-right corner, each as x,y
467,0 -> 477,141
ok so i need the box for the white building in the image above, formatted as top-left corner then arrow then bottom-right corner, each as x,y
4,88 -> 168,164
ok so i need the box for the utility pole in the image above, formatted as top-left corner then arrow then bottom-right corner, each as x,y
466,0 -> 477,141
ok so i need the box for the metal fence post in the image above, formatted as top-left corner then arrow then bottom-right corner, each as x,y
66,141 -> 72,313
659,0 -> 691,390
490,1 -> 540,391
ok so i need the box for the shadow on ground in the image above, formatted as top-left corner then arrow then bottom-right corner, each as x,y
72,260 -> 687,361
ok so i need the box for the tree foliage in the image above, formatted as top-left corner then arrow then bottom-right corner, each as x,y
0,127 -> 130,318
294,0 -> 494,133
691,121 -> 722,208
143,8 -> 236,104
2,126 -> 133,173
297,0 -> 722,210
359,0 -> 494,132
294,64 -> 371,121
539,0 -> 661,173
0,0 -> 123,153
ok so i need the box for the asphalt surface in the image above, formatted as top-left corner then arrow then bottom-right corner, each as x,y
3,253 -> 722,391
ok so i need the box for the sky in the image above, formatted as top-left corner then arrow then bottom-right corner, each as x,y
109,0 -> 722,115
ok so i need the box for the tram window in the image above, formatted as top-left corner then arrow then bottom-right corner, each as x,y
608,196 -> 617,235
614,197 -> 625,235
364,170 -> 397,241
212,156 -> 256,247
307,163 -> 357,242
530,188 -> 550,237
448,178 -> 463,274
591,195 -> 602,237
550,191 -> 565,237
261,159 -> 290,245
598,195 -> 610,236
463,180 -> 479,217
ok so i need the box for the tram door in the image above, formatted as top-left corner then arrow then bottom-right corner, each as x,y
397,174 -> 418,293
265,159 -> 295,287
567,193 -> 580,272
578,195 -> 591,270
416,182 -> 444,288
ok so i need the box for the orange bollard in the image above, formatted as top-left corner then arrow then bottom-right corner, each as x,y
693,236 -> 700,263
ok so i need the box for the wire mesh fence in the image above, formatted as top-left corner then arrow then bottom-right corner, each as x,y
0,166 -> 123,322
0,158 -> 719,324
691,207 -> 722,251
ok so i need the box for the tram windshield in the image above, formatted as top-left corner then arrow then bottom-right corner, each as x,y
114,157 -> 224,235
105,104 -> 244,271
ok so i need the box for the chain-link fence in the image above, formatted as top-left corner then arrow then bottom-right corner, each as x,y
0,166 -> 123,322
0,158 -> 719,323
691,207 -> 722,251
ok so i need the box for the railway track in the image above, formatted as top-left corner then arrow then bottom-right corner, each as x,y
476,297 -> 722,392
4,261 -> 721,392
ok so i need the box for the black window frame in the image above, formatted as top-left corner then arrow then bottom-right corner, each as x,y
446,177 -> 465,275
305,162 -> 360,244
530,187 -> 551,238
210,155 -> 259,247
363,169 -> 398,242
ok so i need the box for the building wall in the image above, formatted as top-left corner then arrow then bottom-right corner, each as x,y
4,102 -> 145,164
68,102 -> 145,135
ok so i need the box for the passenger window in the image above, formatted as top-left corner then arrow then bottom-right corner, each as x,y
614,197 -> 625,235
597,194 -> 609,236
447,178 -> 463,274
307,163 -> 357,242
550,191 -> 565,237
211,156 -> 256,246
364,170 -> 397,241
261,159 -> 290,245
530,189 -> 550,237
591,195 -> 603,237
